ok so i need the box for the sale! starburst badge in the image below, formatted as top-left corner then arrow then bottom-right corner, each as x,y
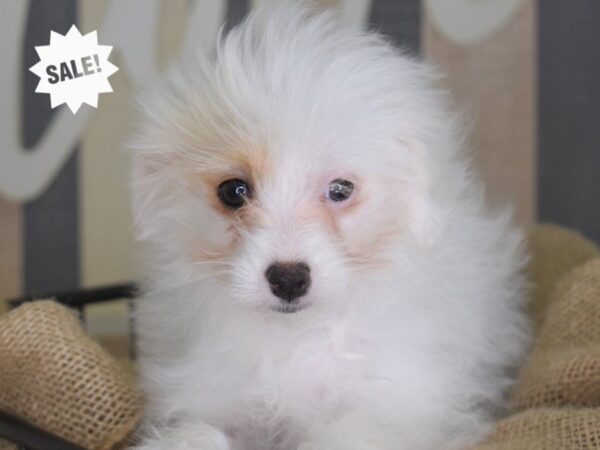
29,25 -> 118,113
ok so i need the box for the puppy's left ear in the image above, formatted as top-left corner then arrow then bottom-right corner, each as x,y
401,138 -> 445,248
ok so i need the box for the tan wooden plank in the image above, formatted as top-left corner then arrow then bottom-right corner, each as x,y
424,1 -> 537,226
0,199 -> 22,313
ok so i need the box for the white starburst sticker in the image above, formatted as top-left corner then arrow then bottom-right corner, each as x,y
29,25 -> 118,113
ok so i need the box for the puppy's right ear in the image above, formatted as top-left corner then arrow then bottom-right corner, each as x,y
129,149 -> 176,242
400,137 -> 445,248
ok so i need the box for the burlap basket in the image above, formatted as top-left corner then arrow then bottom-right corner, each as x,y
0,224 -> 598,450
469,225 -> 600,450
0,301 -> 142,450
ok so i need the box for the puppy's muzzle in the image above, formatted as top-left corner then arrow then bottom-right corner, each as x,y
265,262 -> 311,305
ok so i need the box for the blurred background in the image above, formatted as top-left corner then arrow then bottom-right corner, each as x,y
0,0 -> 598,354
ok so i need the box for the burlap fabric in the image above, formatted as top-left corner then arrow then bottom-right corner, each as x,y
470,226 -> 600,449
0,224 -> 598,450
0,301 -> 142,450
527,224 -> 599,328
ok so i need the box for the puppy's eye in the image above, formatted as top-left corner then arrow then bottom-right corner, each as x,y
218,179 -> 251,209
326,179 -> 354,202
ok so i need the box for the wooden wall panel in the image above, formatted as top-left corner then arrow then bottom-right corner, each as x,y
424,1 -> 537,226
23,0 -> 80,294
538,0 -> 600,242
80,2 -> 135,287
0,200 -> 22,313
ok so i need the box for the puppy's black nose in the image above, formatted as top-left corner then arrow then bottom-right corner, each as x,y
265,262 -> 311,303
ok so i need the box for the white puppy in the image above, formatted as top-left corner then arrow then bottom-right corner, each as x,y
129,4 -> 529,450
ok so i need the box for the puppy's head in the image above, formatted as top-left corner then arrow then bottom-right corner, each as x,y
130,6 -> 459,315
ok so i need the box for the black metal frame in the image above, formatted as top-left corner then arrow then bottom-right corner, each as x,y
0,410 -> 85,450
1,283 -> 139,450
8,282 -> 138,309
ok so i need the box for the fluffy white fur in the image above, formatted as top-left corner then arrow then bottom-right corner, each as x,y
129,4 -> 530,450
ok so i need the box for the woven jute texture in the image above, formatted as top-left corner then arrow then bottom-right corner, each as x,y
469,408 -> 600,450
527,224 -> 599,328
511,259 -> 600,411
0,301 -> 142,450
470,239 -> 600,449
